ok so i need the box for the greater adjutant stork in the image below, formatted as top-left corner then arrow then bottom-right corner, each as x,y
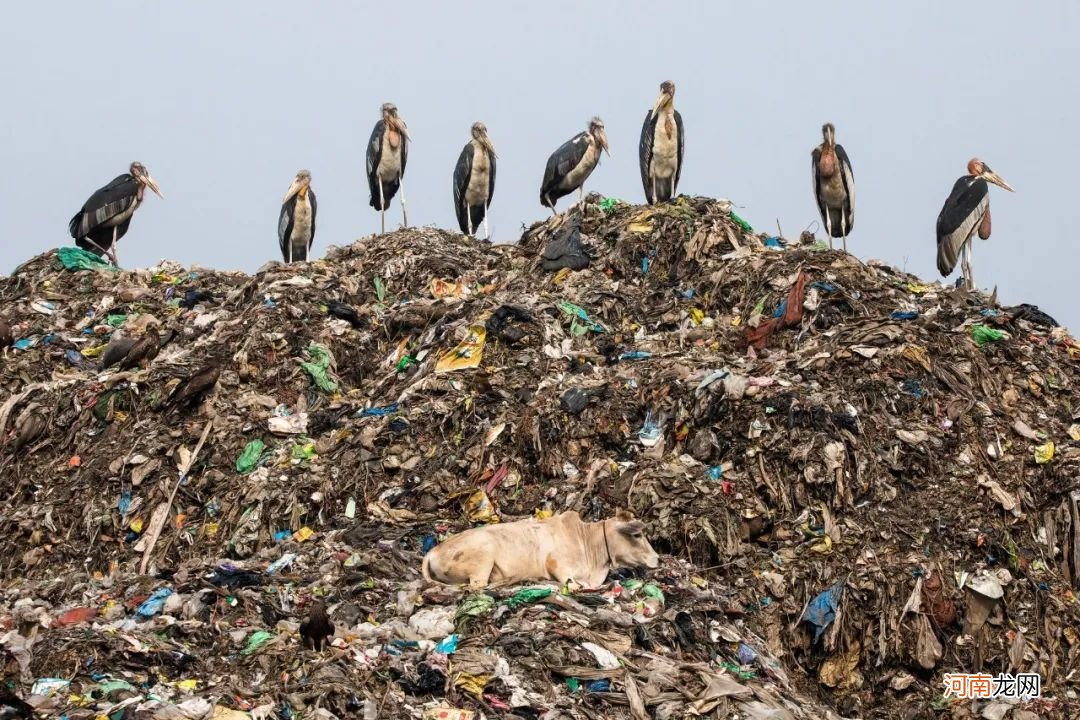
639,81 -> 684,204
453,122 -> 497,239
811,123 -> 855,252
366,102 -> 410,233
936,158 -> 1014,290
540,117 -> 610,214
279,169 -> 317,263
69,161 -> 163,266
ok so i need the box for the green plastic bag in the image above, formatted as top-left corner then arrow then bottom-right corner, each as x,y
235,439 -> 266,474
557,300 -> 605,335
598,197 -> 621,214
972,324 -> 1005,346
58,246 -> 117,272
729,211 -> 753,233
242,630 -> 274,655
506,587 -> 553,609
455,593 -> 496,631
299,343 -> 339,393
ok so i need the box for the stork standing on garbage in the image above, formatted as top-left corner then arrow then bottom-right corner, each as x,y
540,117 -> 610,214
68,161 -> 163,267
639,81 -> 684,205
811,123 -> 855,252
453,122 -> 497,240
366,102 -> 410,234
279,169 -> 317,263
936,158 -> 1014,290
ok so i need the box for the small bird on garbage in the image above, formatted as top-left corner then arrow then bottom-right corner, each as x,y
811,123 -> 855,252
116,327 -> 160,371
0,683 -> 34,719
299,600 -> 334,651
279,169 -> 317,263
99,337 -> 138,370
68,161 -> 164,267
8,407 -> 46,454
936,158 -> 1014,291
639,81 -> 684,205
540,117 -> 610,214
366,102 -> 411,234
453,122 -> 498,239
163,362 -> 222,411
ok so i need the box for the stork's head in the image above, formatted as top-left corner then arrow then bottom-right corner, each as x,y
382,102 -> 410,141
283,169 -> 313,202
651,81 -> 676,119
471,122 -> 497,158
821,123 -> 836,147
967,158 -> 1014,192
588,117 -> 610,156
130,162 -> 163,199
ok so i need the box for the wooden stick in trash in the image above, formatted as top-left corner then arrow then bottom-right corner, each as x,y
139,417 -> 215,575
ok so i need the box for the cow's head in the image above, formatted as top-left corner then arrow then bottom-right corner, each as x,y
607,510 -> 660,570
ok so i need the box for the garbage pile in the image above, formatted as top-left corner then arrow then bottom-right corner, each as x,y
1,194 -> 1079,720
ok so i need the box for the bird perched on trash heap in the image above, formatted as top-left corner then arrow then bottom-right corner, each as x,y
639,81 -> 684,205
0,318 -> 12,349
299,600 -> 334,651
936,158 -> 1014,291
453,122 -> 497,240
68,161 -> 163,267
279,170 -> 317,264
540,117 -> 610,214
115,326 -> 160,371
366,102 -> 411,234
811,123 -> 855,252
7,405 -> 46,454
163,362 -> 222,412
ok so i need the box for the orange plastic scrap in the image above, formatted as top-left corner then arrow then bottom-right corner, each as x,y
742,271 -> 809,350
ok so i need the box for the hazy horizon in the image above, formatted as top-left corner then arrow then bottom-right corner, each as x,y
2,2 -> 1077,327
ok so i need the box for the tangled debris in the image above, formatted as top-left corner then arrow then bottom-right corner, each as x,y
1,195 -> 1079,719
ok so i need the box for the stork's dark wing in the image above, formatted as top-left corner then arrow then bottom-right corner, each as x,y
639,111 -> 657,204
400,124 -> 409,178
674,109 -> 685,196
453,142 -> 473,233
811,147 -> 826,226
835,143 -> 855,232
366,120 -> 385,205
541,132 -> 590,203
69,174 -> 138,239
278,195 -> 296,261
487,148 -> 496,206
308,189 -> 317,250
936,176 -> 988,277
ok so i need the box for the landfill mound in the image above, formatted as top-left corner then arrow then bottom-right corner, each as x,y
1,194 -> 1079,720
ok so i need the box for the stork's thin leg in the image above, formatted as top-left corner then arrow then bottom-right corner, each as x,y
966,240 -> 975,290
379,181 -> 386,234
651,178 -> 657,206
288,241 -> 292,265
466,205 -> 473,236
483,205 -> 490,241
399,178 -> 409,228
109,226 -> 119,267
841,212 -> 848,254
578,187 -> 584,207
824,212 -> 834,250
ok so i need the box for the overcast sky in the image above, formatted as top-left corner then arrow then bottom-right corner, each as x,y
2,2 -> 1077,327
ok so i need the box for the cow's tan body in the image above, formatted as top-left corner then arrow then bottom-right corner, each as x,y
421,510 -> 659,589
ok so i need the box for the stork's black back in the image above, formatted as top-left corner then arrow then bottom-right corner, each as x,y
69,173 -> 140,255
935,176 -> 988,276
540,132 -> 590,207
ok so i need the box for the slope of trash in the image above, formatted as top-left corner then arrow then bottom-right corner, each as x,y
1,194 -> 1078,720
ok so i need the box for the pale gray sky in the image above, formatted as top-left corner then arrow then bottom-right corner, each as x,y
2,2 -> 1077,326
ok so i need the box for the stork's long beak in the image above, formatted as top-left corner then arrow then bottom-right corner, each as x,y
983,170 -> 1014,192
482,135 -> 498,159
396,118 -> 411,142
650,90 -> 672,120
144,174 -> 164,199
282,178 -> 304,203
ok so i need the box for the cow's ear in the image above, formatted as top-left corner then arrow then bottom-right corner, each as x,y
618,520 -> 646,536
615,509 -> 633,522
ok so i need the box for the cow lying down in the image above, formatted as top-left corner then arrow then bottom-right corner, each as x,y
421,509 -> 660,589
